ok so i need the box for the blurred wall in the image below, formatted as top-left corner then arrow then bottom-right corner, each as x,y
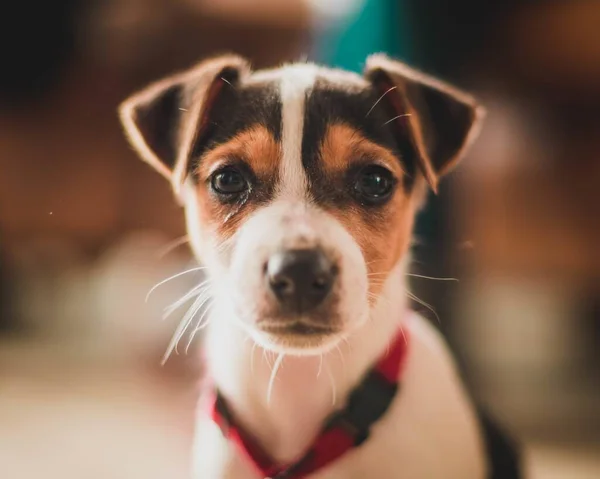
410,0 -> 600,442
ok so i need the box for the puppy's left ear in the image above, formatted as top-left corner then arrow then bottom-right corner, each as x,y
364,54 -> 485,193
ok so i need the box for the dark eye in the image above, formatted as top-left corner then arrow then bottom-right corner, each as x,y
210,167 -> 248,195
353,165 -> 395,204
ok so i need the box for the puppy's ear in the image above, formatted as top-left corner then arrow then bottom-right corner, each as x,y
364,54 -> 485,193
119,55 -> 250,193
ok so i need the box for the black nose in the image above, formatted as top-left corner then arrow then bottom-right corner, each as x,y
266,249 -> 336,313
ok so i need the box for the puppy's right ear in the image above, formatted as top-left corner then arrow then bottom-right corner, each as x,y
118,55 -> 250,191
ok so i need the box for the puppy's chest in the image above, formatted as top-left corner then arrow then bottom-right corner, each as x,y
193,409 -> 483,479
193,420 -> 390,479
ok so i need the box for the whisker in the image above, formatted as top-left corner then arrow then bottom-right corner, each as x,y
146,266 -> 206,302
405,289 -> 440,324
366,85 -> 397,117
406,273 -> 458,282
185,300 -> 215,353
341,335 -> 352,352
156,235 -> 190,259
368,289 -> 389,298
382,113 -> 411,126
263,348 -> 274,370
161,293 -> 210,365
174,294 -> 212,355
317,353 -> 324,379
163,281 -> 211,319
267,353 -> 284,405
400,326 -> 408,347
162,288 -> 211,322
367,271 -> 390,277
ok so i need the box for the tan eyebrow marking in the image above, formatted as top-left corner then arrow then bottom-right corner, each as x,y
319,123 -> 404,178
197,126 -> 281,180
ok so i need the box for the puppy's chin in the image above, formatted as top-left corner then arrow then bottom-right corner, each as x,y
249,326 -> 345,356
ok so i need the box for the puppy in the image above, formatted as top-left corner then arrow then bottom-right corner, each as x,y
119,54 -> 520,478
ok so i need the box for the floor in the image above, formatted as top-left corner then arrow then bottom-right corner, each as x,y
0,341 -> 194,479
1,340 -> 599,479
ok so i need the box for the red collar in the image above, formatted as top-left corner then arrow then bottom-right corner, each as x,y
209,326 -> 409,479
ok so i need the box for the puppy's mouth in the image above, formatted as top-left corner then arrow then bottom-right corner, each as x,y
254,319 -> 343,353
259,321 -> 340,337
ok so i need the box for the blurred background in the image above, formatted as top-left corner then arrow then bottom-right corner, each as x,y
1,0 -> 599,477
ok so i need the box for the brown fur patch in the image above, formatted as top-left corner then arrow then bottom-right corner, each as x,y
194,126 -> 280,239
319,124 -> 424,299
320,124 -> 405,178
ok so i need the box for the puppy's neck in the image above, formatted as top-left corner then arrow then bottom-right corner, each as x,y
203,264 -> 408,464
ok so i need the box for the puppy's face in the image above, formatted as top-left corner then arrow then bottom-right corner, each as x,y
120,55 -> 483,355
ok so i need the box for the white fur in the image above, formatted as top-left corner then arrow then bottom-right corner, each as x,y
191,263 -> 487,478
277,64 -> 318,199
226,200 -> 369,355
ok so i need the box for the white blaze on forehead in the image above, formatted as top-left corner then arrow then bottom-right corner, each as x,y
278,64 -> 318,198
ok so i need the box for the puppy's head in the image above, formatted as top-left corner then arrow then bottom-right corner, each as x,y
119,54 -> 483,355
